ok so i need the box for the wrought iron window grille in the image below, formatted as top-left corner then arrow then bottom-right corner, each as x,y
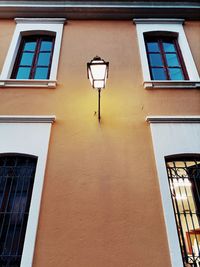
0,155 -> 37,267
166,156 -> 200,267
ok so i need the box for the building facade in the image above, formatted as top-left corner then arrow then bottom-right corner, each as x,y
0,1 -> 200,267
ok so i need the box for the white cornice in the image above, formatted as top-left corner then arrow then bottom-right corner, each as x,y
146,116 -> 200,123
15,18 -> 66,24
0,115 -> 56,123
134,18 -> 185,24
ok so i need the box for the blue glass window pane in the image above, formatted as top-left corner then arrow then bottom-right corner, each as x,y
37,53 -> 51,66
166,54 -> 180,67
163,42 -> 176,52
16,67 -> 31,79
40,41 -> 53,51
147,42 -> 159,52
152,68 -> 166,80
34,67 -> 48,79
169,68 -> 184,80
20,52 -> 34,66
24,41 -> 36,51
149,54 -> 163,66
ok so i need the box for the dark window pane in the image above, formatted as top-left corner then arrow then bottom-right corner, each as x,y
169,68 -> 184,80
165,54 -> 180,67
40,41 -> 53,51
147,42 -> 159,52
151,68 -> 166,80
34,67 -> 49,79
5,157 -> 16,166
0,158 -> 5,166
16,67 -> 31,79
163,42 -> 176,52
24,41 -> 36,52
149,54 -> 163,67
37,53 -> 51,66
19,52 -> 34,66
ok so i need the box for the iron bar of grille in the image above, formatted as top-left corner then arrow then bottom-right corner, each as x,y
0,155 -> 37,267
166,156 -> 200,267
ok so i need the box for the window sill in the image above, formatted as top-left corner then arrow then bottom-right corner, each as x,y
143,80 -> 200,89
0,79 -> 57,88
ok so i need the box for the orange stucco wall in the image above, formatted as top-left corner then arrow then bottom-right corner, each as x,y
0,19 -> 200,267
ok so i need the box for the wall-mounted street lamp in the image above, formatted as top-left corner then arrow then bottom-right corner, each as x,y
87,56 -> 109,122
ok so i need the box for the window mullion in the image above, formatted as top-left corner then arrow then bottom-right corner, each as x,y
30,37 -> 41,79
159,39 -> 170,80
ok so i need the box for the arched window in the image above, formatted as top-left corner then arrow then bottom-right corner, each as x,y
0,154 -> 37,267
166,155 -> 200,267
0,18 -> 65,88
144,32 -> 188,81
134,19 -> 200,89
11,35 -> 55,80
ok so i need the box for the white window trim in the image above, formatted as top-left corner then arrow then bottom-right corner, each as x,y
0,18 -> 65,88
134,19 -> 200,89
146,115 -> 200,267
0,115 -> 56,267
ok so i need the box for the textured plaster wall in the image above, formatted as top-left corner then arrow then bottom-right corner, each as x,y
0,20 -> 200,267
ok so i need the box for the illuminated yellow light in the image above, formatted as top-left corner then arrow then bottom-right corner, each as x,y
175,194 -> 187,200
87,56 -> 109,89
173,178 -> 191,187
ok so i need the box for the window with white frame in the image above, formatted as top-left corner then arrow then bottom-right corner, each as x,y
146,116 -> 200,267
11,35 -> 55,80
0,115 -> 55,267
166,155 -> 200,267
0,154 -> 37,267
0,18 -> 65,88
134,19 -> 200,89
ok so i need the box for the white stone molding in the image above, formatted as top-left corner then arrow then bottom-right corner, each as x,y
134,19 -> 200,87
134,18 -> 185,24
0,115 -> 56,267
0,79 -> 57,88
15,18 -> 66,24
0,115 -> 56,123
146,116 -> 200,123
144,80 -> 200,89
146,116 -> 200,267
0,18 -> 65,88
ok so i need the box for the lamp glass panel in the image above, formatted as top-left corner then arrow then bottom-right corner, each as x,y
94,80 -> 105,88
90,61 -> 107,80
88,68 -> 94,87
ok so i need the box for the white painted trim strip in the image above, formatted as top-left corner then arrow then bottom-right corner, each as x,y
146,116 -> 200,123
143,81 -> 200,89
15,18 -> 66,24
0,79 -> 57,88
134,18 -> 185,24
0,2 -> 199,9
0,115 -> 56,123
